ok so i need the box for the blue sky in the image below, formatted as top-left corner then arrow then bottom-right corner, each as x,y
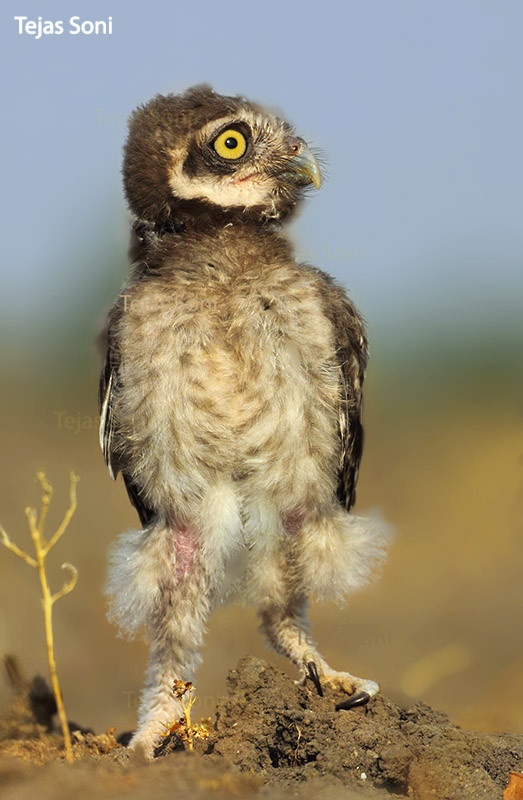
1,0 -> 522,345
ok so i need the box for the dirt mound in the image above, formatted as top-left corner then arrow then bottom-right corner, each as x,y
212,657 -> 523,799
1,655 -> 522,800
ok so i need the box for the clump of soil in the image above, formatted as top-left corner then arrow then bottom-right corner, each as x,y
1,655 -> 522,800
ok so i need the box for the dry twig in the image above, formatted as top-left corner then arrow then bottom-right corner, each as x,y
0,472 -> 79,762
159,680 -> 212,751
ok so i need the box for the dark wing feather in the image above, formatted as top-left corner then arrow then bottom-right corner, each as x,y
98,320 -> 120,481
335,313 -> 367,510
98,300 -> 154,527
312,269 -> 368,510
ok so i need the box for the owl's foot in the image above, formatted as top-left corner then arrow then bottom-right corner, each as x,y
127,693 -> 185,760
127,728 -> 162,760
304,657 -> 380,710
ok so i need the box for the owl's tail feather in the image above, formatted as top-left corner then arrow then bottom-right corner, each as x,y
296,508 -> 391,604
106,523 -> 174,640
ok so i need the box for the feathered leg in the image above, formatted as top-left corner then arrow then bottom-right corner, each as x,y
106,522 -> 215,757
259,594 -> 379,707
257,503 -> 386,708
131,569 -> 211,756
106,485 -> 241,757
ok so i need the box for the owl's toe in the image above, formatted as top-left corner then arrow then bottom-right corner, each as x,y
300,654 -> 380,709
306,659 -> 324,697
320,670 -> 380,710
335,690 -> 371,710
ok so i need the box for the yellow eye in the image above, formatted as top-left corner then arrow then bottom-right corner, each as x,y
213,128 -> 247,160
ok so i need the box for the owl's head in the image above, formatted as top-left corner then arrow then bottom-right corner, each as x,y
123,85 -> 321,225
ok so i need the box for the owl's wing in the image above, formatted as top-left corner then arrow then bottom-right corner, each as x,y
334,311 -> 367,511
314,270 -> 369,511
98,301 -> 154,526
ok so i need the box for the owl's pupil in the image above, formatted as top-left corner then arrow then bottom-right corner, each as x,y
225,137 -> 238,149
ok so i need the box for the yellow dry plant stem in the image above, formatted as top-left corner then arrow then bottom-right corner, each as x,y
181,684 -> 197,751
0,471 -> 79,763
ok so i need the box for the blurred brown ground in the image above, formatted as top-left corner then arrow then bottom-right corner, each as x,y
0,344 -> 521,737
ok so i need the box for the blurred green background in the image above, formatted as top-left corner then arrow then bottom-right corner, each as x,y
1,0 -> 522,736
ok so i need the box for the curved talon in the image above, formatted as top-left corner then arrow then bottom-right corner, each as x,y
306,661 -> 323,697
335,690 -> 371,711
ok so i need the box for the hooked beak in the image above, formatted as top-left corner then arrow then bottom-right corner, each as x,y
283,138 -> 322,190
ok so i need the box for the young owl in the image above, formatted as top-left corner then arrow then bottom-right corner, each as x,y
99,86 -> 387,757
